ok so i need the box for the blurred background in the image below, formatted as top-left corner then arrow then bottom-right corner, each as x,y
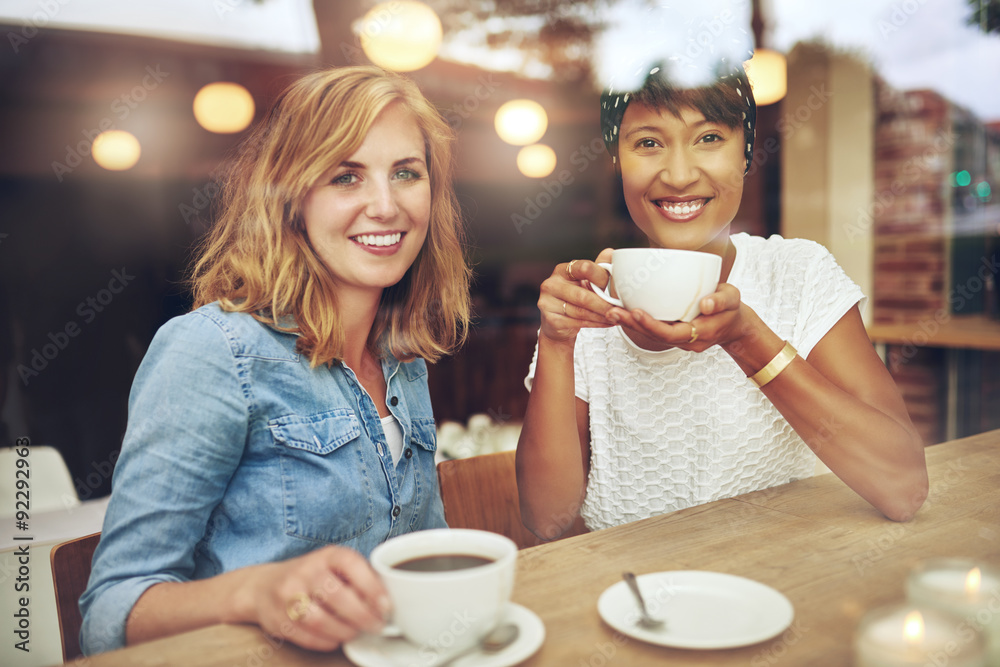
1,0 -> 999,500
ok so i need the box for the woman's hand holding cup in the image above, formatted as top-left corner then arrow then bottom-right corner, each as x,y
244,545 -> 390,652
579,246 -> 756,352
538,248 -> 632,345
624,282 -> 751,352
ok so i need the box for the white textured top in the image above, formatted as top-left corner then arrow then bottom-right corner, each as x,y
525,233 -> 866,531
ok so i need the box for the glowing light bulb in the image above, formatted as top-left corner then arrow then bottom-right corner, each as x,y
495,99 -> 548,146
744,49 -> 787,106
516,144 -> 556,178
92,131 -> 141,171
193,82 -> 255,134
358,1 -> 442,72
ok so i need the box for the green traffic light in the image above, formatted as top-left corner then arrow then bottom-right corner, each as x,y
977,182 -> 992,198
956,170 -> 972,187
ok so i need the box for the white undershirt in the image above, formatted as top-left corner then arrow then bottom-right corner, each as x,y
381,414 -> 404,465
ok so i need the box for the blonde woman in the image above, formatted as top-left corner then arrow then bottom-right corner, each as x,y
80,66 -> 470,655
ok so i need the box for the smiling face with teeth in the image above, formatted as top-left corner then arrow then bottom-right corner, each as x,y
302,102 -> 430,300
618,102 -> 745,258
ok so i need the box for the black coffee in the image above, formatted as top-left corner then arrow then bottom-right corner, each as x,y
392,554 -> 494,572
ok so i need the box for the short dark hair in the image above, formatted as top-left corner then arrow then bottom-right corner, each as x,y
630,75 -> 746,131
601,60 -> 757,174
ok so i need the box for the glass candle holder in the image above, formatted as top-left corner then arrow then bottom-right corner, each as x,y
907,559 -> 1000,666
854,603 -> 985,667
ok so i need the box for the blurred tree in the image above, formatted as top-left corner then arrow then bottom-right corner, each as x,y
432,0 -> 623,84
314,0 -> 663,85
967,0 -> 1000,33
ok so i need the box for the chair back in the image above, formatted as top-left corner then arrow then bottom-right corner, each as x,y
50,532 -> 101,661
436,450 -> 587,550
0,445 -> 80,513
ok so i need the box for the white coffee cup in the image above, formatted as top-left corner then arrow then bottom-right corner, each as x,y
369,529 -> 517,650
590,248 -> 722,322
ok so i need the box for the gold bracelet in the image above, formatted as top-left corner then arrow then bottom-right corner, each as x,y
748,341 -> 798,388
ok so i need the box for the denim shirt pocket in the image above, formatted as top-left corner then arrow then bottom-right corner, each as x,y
409,417 -> 437,453
270,409 -> 375,545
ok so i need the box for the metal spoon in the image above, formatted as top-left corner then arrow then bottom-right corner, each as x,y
622,571 -> 665,630
429,622 -> 520,667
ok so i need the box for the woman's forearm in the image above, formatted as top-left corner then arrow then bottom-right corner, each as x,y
516,335 -> 589,540
762,363 -> 926,521
723,310 -> 927,521
125,564 -> 266,646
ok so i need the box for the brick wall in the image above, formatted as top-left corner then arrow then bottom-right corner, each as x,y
873,81 -> 1000,444
872,83 -> 952,324
873,82 -> 951,444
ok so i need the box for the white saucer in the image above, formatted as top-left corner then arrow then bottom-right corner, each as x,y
597,571 -> 793,649
343,602 -> 544,667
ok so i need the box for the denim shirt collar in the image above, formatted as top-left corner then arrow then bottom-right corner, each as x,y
260,310 -> 420,382
264,311 -> 300,336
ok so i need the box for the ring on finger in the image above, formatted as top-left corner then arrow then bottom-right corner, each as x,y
563,302 -> 568,316
566,260 -> 578,280
286,592 -> 312,623
687,324 -> 699,344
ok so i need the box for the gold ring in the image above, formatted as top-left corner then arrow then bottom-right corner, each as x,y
563,302 -> 568,316
566,260 -> 578,280
687,325 -> 699,344
286,592 -> 312,622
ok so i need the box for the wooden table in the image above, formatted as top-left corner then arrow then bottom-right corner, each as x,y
60,430 -> 1000,666
868,314 -> 1000,440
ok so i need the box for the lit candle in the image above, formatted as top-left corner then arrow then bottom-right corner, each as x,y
907,559 -> 1000,666
854,603 -> 985,666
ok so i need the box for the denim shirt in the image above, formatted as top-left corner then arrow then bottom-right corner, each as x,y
79,302 -> 446,655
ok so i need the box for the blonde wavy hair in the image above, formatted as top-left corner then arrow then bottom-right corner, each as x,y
190,66 -> 471,365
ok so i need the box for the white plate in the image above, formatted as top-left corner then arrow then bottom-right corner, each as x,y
597,571 -> 794,649
343,602 -> 544,667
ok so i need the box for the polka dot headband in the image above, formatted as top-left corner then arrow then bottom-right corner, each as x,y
600,59 -> 757,175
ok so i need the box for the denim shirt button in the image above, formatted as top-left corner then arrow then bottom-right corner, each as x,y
404,448 -> 413,459
390,396 -> 399,406
391,506 -> 401,517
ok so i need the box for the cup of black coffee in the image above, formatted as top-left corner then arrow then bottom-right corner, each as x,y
369,528 -> 517,649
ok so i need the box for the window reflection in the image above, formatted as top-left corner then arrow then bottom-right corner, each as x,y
0,0 -> 998,489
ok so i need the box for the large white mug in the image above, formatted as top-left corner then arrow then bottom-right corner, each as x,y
369,528 -> 517,651
590,248 -> 722,322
